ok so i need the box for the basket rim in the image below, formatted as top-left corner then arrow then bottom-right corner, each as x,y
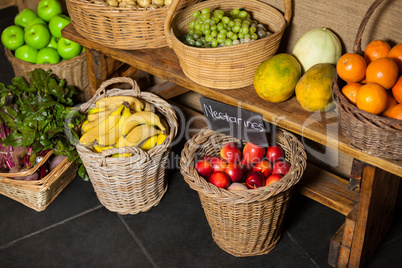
168,0 -> 288,52
180,128 -> 307,204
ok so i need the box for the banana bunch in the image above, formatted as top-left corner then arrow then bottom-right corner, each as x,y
79,96 -> 169,157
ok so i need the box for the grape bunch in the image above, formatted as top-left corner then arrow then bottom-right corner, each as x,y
181,7 -> 271,48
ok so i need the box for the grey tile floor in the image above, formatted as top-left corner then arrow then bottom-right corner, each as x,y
1,6 -> 402,268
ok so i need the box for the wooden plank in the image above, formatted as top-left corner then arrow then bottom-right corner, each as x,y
0,0 -> 16,9
61,23 -> 402,178
172,102 -> 207,138
296,164 -> 359,216
349,159 -> 365,192
328,224 -> 344,267
349,165 -> 401,267
146,81 -> 190,100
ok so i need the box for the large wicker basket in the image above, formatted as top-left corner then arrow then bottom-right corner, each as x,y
5,48 -> 90,102
180,128 -> 307,257
164,0 -> 292,90
76,77 -> 178,215
332,0 -> 402,160
0,150 -> 79,212
65,0 -> 200,50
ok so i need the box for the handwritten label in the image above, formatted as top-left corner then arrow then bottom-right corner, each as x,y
200,97 -> 269,147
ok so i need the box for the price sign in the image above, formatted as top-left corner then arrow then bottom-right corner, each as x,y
200,97 -> 270,147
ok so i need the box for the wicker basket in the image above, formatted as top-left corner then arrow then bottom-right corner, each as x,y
76,77 -> 178,215
0,150 -> 79,212
164,0 -> 292,90
5,48 -> 90,102
180,128 -> 307,257
65,0 -> 200,50
332,0 -> 402,160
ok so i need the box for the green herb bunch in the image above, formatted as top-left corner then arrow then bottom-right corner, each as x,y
0,69 -> 87,180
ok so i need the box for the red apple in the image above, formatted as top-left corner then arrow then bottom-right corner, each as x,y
265,174 -> 283,186
245,171 -> 266,189
253,160 -> 272,177
242,142 -> 266,166
195,159 -> 214,178
266,145 -> 284,163
220,142 -> 242,163
209,157 -> 228,172
224,163 -> 244,183
208,171 -> 231,189
202,155 -> 214,162
272,161 -> 291,176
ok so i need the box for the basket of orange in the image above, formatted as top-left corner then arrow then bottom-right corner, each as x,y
332,0 -> 402,160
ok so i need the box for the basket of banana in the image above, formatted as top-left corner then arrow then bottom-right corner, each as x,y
76,77 -> 178,215
65,0 -> 201,50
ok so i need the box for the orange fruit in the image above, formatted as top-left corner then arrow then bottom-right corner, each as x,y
386,104 -> 402,120
388,44 -> 402,74
381,91 -> 398,117
364,40 -> 391,64
336,53 -> 367,83
392,76 -> 402,103
341,82 -> 362,104
366,57 -> 399,89
356,83 -> 388,114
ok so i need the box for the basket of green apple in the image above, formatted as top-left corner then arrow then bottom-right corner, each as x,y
1,0 -> 89,102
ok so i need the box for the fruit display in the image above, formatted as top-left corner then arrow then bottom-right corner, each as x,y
90,0 -> 172,8
1,0 -> 83,64
194,141 -> 290,190
292,28 -> 342,73
337,40 -> 402,120
79,96 -> 169,156
180,7 -> 272,48
0,69 -> 86,180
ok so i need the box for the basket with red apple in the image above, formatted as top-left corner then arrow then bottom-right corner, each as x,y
180,128 -> 307,257
2,0 -> 89,102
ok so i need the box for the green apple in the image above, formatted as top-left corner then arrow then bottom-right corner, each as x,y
26,17 -> 47,28
24,24 -> 51,49
57,37 -> 82,60
37,0 -> 63,22
36,47 -> 60,64
47,35 -> 58,49
14,8 -> 38,28
1,25 -> 25,51
48,14 -> 71,38
15,44 -> 38,63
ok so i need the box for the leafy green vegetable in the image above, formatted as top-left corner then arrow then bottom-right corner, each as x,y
0,69 -> 88,180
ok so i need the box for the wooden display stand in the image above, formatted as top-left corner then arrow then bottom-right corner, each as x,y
62,23 -> 401,267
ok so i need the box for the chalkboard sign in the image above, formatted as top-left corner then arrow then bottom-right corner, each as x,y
200,97 -> 270,147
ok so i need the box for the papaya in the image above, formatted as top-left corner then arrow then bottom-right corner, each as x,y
254,53 -> 301,103
295,63 -> 336,112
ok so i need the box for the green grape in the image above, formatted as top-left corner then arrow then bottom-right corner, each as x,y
193,32 -> 201,40
211,38 -> 218,47
226,26 -> 232,32
217,38 -> 225,44
189,20 -> 195,29
249,26 -> 256,34
241,27 -> 249,34
231,33 -> 238,41
201,8 -> 210,14
217,33 -> 226,40
204,43 -> 212,48
220,29 -> 227,35
185,35 -> 194,43
251,33 -> 258,40
204,18 -> 211,25
214,12 -> 223,20
195,40 -> 203,47
203,29 -> 211,36
203,23 -> 210,30
222,16 -> 230,24
234,19 -> 242,25
194,24 -> 202,31
217,23 -> 224,31
211,30 -> 218,37
242,20 -> 251,26
226,31 -> 234,39
238,11 -> 248,18
228,20 -> 235,27
205,35 -> 213,42
188,39 -> 196,46
192,11 -> 201,18
225,39 -> 233,46
212,17 -> 220,24
244,33 -> 250,39
201,13 -> 210,20
188,29 -> 195,35
210,25 -> 217,31
232,25 -> 240,33
238,32 -> 244,39
230,8 -> 240,16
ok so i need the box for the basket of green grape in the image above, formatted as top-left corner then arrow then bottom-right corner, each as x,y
164,0 -> 292,90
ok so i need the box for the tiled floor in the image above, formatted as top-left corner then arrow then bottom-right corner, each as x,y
1,6 -> 402,268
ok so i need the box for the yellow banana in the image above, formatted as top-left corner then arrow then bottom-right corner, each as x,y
143,101 -> 155,113
139,135 -> 158,151
87,108 -> 114,122
96,96 -> 144,112
156,134 -> 168,146
93,143 -> 114,153
118,104 -> 133,133
80,104 -> 125,147
120,111 -> 165,136
82,108 -> 116,133
81,120 -> 90,134
160,118 -> 169,135
88,107 -> 107,114
97,104 -> 130,147
125,124 -> 162,147
112,152 -> 132,158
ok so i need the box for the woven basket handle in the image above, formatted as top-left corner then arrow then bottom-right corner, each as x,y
94,77 -> 141,98
164,0 -> 292,48
353,0 -> 384,55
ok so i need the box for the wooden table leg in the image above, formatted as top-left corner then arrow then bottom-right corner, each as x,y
347,164 -> 400,267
